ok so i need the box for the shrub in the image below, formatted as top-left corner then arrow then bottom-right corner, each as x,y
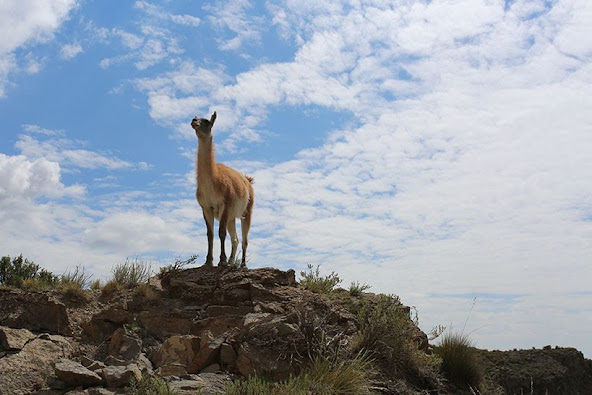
348,281 -> 371,297
60,265 -> 92,289
351,294 -> 442,389
158,255 -> 197,278
352,295 -> 413,373
0,254 -> 58,288
111,258 -> 152,289
434,331 -> 482,390
135,283 -> 159,300
127,374 -> 179,395
299,264 -> 342,294
90,279 -> 102,290
101,280 -> 123,296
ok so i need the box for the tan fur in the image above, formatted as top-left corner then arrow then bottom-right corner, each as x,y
191,111 -> 254,267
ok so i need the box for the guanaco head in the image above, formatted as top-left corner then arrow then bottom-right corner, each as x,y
191,111 -> 217,140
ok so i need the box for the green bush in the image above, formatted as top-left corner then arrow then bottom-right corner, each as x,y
0,254 -> 58,288
127,374 -> 179,395
299,264 -> 342,294
352,295 -> 413,373
434,331 -> 482,390
111,258 -> 152,289
349,281 -> 371,297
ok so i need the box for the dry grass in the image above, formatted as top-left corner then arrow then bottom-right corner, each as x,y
135,283 -> 159,300
434,331 -> 483,391
101,280 -> 123,296
111,258 -> 152,289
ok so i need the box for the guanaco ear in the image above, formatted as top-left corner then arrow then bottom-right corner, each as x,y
210,111 -> 217,126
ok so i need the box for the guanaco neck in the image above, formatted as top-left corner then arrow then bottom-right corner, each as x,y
197,136 -> 217,185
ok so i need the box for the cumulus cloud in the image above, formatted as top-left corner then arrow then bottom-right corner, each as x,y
129,0 -> 591,355
0,154 -> 84,200
0,0 -> 78,96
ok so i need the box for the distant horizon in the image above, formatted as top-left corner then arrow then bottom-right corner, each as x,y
1,0 -> 591,359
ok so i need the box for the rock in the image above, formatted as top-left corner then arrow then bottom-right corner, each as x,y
200,363 -> 220,373
190,331 -> 223,373
155,363 -> 188,377
0,335 -> 73,395
219,343 -> 237,369
87,388 -> 117,395
87,361 -> 106,371
168,373 -> 230,395
152,335 -> 200,372
104,355 -> 127,366
55,359 -> 103,388
0,289 -> 72,336
101,364 -> 142,388
0,326 -> 36,351
108,327 -> 142,361
46,375 -> 68,390
136,353 -> 153,374
64,390 -> 88,395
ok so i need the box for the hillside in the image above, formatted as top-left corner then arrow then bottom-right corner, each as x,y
1,265 -> 591,394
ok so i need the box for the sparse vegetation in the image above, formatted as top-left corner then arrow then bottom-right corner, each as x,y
158,255 -> 197,278
135,283 -> 159,300
351,294 -> 441,389
225,353 -> 375,395
111,257 -> 152,289
434,331 -> 482,391
299,264 -> 342,294
349,281 -> 371,297
127,374 -> 179,395
101,279 -> 123,296
0,254 -> 58,288
90,279 -> 102,290
60,265 -> 92,289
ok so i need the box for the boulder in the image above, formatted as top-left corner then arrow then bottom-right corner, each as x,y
219,343 -> 237,369
190,331 -> 223,373
155,363 -> 188,377
55,359 -> 103,388
152,335 -> 200,371
0,289 -> 72,335
0,335 -> 73,394
108,327 -> 142,361
0,326 -> 36,351
168,373 -> 230,395
101,364 -> 142,388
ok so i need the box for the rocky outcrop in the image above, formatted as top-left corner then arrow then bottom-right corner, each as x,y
0,289 -> 72,335
0,332 -> 73,394
478,346 -> 592,395
2,265 -> 590,394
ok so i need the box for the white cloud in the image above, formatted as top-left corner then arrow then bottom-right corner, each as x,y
15,134 -> 136,171
0,154 -> 84,200
60,42 -> 83,59
206,0 -> 264,51
0,0 -> 78,96
139,0 -> 591,356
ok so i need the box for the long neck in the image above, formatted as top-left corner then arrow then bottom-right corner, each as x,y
197,137 -> 217,183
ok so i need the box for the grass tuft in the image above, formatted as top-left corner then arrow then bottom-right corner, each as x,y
434,331 -> 482,390
127,374 -> 179,395
111,257 -> 152,289
225,352 -> 375,395
299,264 -> 342,294
348,281 -> 371,297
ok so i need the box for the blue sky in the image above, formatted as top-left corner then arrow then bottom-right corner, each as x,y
1,0 -> 592,357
